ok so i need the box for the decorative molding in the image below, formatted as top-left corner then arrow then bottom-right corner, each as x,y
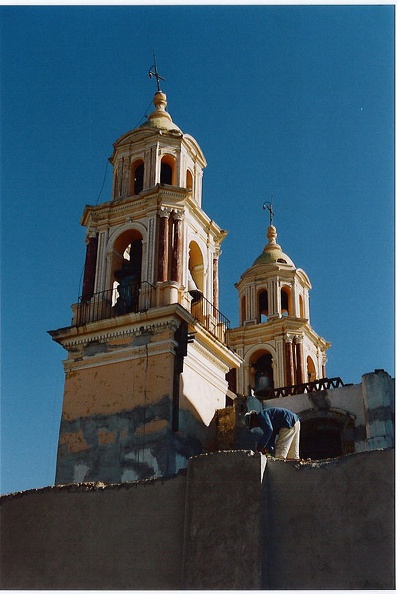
63,339 -> 177,373
189,340 -> 230,373
60,318 -> 180,351
159,207 -> 172,218
172,209 -> 184,221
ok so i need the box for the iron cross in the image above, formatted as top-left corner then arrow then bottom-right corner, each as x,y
263,198 -> 274,226
149,52 -> 165,92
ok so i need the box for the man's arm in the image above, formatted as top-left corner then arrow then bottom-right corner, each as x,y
257,415 -> 273,450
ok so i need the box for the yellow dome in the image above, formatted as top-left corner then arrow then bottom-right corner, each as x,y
252,226 -> 295,267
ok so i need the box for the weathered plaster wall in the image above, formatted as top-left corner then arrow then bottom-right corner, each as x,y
61,351 -> 173,420
1,449 -> 394,590
56,393 -> 202,484
55,312 -> 240,486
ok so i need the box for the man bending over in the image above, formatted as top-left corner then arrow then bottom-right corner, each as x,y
242,407 -> 300,459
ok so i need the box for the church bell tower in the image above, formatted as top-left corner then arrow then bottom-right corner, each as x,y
50,73 -> 241,485
227,210 -> 330,399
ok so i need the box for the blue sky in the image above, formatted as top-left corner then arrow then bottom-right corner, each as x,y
1,5 -> 394,495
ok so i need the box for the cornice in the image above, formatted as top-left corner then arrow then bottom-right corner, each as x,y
49,304 -> 192,348
61,318 -> 179,351
227,318 -> 330,352
81,186 -> 190,228
63,337 -> 177,373
188,340 -> 230,374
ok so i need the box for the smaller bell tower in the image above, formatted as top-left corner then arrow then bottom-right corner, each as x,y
227,210 -> 330,399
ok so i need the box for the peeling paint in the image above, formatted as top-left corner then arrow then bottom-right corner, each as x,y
59,430 -> 89,453
56,395 -> 203,485
134,418 -> 169,436
73,463 -> 89,482
98,428 -> 116,445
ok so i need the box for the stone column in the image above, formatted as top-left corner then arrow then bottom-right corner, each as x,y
157,208 -> 170,282
82,232 -> 98,300
285,334 -> 295,387
171,210 -> 183,284
294,335 -> 304,384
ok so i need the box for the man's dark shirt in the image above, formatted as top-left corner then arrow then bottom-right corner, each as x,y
256,407 -> 299,450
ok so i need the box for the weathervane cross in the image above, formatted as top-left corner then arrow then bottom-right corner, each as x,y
263,197 -> 274,226
149,52 -> 165,92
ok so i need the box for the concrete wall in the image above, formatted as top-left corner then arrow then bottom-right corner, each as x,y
261,449 -> 395,590
0,476 -> 187,590
1,448 -> 394,590
182,450 -> 265,589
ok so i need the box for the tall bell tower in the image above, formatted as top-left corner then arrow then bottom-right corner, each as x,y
227,211 -> 330,399
50,76 -> 241,485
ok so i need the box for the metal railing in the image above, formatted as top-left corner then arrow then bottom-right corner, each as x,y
73,282 -> 230,344
190,292 -> 230,343
74,281 -> 155,326
257,377 -> 345,400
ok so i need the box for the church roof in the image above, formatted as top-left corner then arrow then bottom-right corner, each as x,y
252,225 -> 295,267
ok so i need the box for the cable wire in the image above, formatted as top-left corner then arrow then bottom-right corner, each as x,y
95,160 -> 109,205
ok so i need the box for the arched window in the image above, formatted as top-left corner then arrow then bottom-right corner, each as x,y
188,241 -> 204,317
299,294 -> 304,318
281,286 -> 291,316
307,356 -> 316,382
259,289 -> 269,323
186,169 -> 193,190
251,352 -> 274,399
160,155 -> 175,185
131,160 -> 144,195
111,230 -> 143,315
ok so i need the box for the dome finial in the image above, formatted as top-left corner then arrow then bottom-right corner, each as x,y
148,51 -> 165,93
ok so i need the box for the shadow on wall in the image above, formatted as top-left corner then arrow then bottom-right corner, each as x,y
56,395 -> 203,485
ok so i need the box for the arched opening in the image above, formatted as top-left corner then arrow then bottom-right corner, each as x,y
160,155 -> 175,185
131,160 -> 144,195
188,241 -> 204,293
188,241 -> 204,316
258,289 -> 269,323
240,295 -> 246,325
186,169 -> 193,190
299,294 -> 304,318
307,356 -> 316,382
112,230 -> 143,315
281,286 -> 291,316
300,417 -> 344,460
250,351 -> 274,399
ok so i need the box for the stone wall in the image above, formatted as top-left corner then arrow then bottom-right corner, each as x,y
0,449 -> 394,590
